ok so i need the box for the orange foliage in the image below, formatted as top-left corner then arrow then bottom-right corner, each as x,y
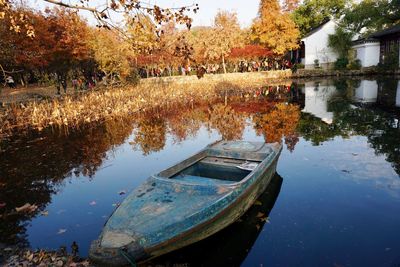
229,45 -> 273,60
253,103 -> 300,147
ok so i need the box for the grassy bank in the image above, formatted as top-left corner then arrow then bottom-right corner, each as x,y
0,72 -> 292,139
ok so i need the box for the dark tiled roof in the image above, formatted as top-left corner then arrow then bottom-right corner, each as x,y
352,37 -> 379,45
302,18 -> 331,39
370,24 -> 400,38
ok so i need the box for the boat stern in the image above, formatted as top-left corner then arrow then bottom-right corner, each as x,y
89,233 -> 150,266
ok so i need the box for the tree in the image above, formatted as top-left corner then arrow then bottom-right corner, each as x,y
0,7 -> 91,83
251,0 -> 299,55
88,29 -> 135,82
282,0 -> 300,13
1,0 -> 198,37
292,0 -> 346,37
342,0 -> 400,36
203,11 -> 244,73
328,26 -> 354,59
229,45 -> 273,60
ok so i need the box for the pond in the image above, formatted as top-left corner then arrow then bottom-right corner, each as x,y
1,77 -> 400,266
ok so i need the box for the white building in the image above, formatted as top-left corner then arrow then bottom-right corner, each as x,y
300,20 -> 339,69
353,80 -> 378,103
300,20 -> 384,69
352,39 -> 381,67
302,81 -> 337,124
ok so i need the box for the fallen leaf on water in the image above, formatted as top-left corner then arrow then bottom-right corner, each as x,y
261,217 -> 270,223
57,229 -> 67,235
27,253 -> 34,262
40,210 -> 49,216
256,212 -> 265,218
89,201 -> 96,206
15,203 -> 38,213
254,200 -> 262,206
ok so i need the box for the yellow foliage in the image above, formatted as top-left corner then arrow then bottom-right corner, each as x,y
251,0 -> 300,55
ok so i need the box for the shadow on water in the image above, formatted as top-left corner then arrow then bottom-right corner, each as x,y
148,173 -> 283,267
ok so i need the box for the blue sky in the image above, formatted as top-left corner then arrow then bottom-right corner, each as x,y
30,0 -> 260,27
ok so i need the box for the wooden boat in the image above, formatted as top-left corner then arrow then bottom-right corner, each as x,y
89,140 -> 282,266
149,174 -> 283,266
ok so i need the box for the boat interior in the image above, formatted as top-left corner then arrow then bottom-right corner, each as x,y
170,156 -> 261,183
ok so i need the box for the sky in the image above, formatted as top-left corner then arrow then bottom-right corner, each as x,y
30,0 -> 260,27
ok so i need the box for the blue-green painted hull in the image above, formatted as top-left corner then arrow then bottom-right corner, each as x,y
89,141 -> 282,266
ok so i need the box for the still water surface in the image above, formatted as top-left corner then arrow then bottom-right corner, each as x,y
1,77 -> 400,266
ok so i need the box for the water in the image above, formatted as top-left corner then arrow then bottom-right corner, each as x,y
1,77 -> 400,266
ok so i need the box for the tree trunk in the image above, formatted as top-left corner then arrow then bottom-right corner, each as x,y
222,54 -> 227,74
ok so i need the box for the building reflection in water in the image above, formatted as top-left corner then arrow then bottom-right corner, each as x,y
353,80 -> 378,104
301,81 -> 337,124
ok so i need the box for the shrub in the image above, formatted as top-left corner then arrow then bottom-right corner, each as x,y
347,59 -> 362,70
334,57 -> 349,70
314,59 -> 320,68
378,51 -> 399,70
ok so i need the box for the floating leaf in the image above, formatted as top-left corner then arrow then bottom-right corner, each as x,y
57,229 -> 67,235
256,212 -> 265,218
15,203 -> 38,213
254,200 -> 262,206
40,210 -> 49,216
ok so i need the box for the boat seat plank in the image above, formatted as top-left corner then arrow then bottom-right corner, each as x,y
173,174 -> 234,185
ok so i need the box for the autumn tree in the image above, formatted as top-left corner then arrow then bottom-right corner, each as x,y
282,0 -> 300,13
0,7 -> 91,83
1,0 -> 198,38
88,29 -> 135,82
251,0 -> 299,55
201,11 -> 244,73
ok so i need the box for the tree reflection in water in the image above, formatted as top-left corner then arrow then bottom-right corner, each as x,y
0,118 -> 135,245
1,78 -> 400,253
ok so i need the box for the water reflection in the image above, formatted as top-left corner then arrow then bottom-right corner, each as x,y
302,80 -> 337,124
148,174 -> 283,267
0,118 -> 135,245
0,78 -> 400,265
354,80 -> 378,104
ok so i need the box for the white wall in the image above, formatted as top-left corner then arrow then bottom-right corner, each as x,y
301,20 -> 339,69
352,42 -> 380,67
302,81 -> 337,124
354,80 -> 378,103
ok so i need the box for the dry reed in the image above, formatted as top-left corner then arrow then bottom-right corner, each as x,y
0,71 -> 292,139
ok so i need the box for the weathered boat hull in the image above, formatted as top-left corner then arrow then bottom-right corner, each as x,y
89,141 -> 282,266
145,156 -> 279,260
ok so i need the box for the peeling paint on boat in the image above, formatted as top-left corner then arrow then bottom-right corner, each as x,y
89,140 -> 282,266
